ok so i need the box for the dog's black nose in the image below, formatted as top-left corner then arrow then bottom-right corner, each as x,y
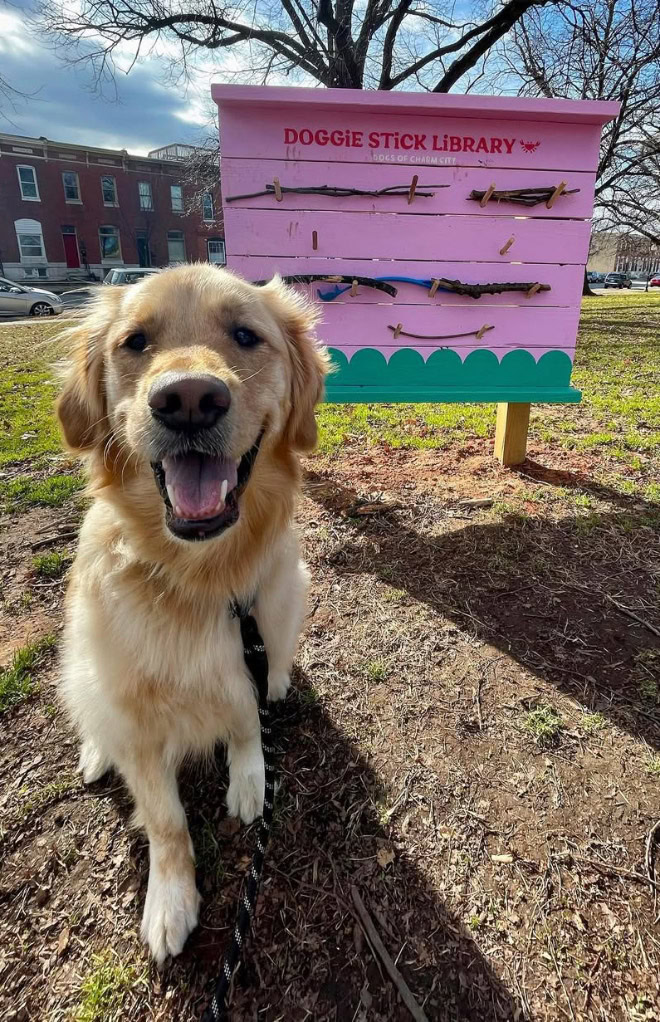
148,372 -> 231,430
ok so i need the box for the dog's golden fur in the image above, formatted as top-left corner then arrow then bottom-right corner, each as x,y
56,265 -> 327,962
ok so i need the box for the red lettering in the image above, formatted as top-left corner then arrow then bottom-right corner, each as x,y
330,130 -> 345,146
315,129 -> 329,146
299,129 -> 313,145
490,138 -> 502,153
382,131 -> 395,148
462,136 -> 475,152
400,133 -> 414,150
352,131 -> 364,147
503,138 -> 515,154
414,133 -> 427,150
369,131 -> 380,148
284,128 -> 298,144
449,136 -> 462,151
475,137 -> 489,153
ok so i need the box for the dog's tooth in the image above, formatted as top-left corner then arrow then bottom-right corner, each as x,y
236,458 -> 241,467
166,483 -> 176,507
220,479 -> 228,502
175,504 -> 183,518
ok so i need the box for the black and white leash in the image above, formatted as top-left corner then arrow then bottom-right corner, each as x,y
201,603 -> 276,1022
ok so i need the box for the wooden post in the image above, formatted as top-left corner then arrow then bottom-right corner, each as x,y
495,402 -> 530,466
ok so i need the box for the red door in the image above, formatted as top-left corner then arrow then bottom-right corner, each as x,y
62,231 -> 80,268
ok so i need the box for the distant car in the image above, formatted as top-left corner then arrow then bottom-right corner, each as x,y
0,276 -> 64,317
103,267 -> 161,286
587,271 -> 606,284
649,275 -> 660,288
604,272 -> 633,289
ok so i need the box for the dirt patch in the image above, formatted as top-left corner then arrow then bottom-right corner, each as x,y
1,447 -> 659,1021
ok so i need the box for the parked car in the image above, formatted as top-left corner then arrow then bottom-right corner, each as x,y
587,271 -> 606,284
0,277 -> 64,317
604,272 -> 633,289
103,267 -> 161,286
649,274 -> 660,287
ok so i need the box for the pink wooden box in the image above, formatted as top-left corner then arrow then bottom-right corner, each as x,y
212,86 -> 618,459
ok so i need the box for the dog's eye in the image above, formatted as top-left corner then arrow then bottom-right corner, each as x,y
124,332 -> 148,353
233,327 -> 261,348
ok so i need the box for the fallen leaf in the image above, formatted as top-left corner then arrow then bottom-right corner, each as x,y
377,847 -> 395,868
56,927 -> 70,954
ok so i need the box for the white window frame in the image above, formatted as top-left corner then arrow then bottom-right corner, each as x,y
17,165 -> 40,202
101,175 -> 119,207
207,238 -> 226,265
202,191 -> 215,222
138,181 -> 153,211
15,218 -> 46,262
167,230 -> 186,265
99,224 -> 122,264
62,170 -> 82,203
170,184 -> 184,212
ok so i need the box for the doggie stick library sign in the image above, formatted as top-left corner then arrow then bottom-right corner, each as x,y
212,86 -> 619,464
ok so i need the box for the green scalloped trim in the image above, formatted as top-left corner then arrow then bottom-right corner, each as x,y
324,347 -> 580,404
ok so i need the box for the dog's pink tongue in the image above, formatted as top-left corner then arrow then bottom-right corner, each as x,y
162,454 -> 238,520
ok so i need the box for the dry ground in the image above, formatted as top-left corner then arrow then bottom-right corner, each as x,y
1,295 -> 659,1022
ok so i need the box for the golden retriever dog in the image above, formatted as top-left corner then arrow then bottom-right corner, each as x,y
56,264 -> 327,964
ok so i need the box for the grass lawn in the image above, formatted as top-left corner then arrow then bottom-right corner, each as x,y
0,294 -> 659,1021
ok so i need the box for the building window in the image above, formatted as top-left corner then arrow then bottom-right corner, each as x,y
101,175 -> 118,205
62,171 -> 81,202
15,218 -> 46,260
207,239 -> 226,265
138,181 -> 153,210
99,225 -> 122,262
202,192 -> 214,222
171,185 -> 184,212
17,165 -> 40,201
167,230 -> 186,264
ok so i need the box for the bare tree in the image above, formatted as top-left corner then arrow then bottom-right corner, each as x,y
494,0 -> 660,246
34,0 -> 557,94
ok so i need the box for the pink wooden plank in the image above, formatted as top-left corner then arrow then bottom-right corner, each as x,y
224,209 -> 591,264
334,344 -> 571,361
213,84 -> 620,127
229,256 -> 583,308
314,303 -> 580,357
221,159 -> 596,219
218,106 -> 602,172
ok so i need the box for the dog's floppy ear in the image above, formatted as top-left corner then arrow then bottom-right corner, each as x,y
56,290 -> 119,452
262,277 -> 329,452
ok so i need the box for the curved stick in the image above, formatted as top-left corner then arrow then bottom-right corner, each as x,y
226,183 -> 449,202
388,324 -> 494,341
253,274 -> 398,297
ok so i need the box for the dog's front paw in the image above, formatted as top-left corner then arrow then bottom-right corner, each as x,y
78,739 -> 111,784
141,865 -> 200,966
227,748 -> 265,824
268,670 -> 291,702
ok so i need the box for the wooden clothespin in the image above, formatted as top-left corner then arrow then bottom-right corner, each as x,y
393,323 -> 403,339
428,278 -> 440,298
476,324 -> 493,340
350,279 -> 358,297
407,175 -> 418,205
499,236 -> 515,256
546,181 -> 567,209
526,282 -> 542,299
273,177 -> 283,202
480,183 -> 496,208
312,230 -> 318,251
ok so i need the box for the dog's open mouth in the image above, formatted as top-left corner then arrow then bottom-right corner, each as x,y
152,435 -> 262,541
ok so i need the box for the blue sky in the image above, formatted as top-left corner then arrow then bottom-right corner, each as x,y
0,0 -> 215,154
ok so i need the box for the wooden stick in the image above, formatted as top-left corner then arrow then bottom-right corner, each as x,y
312,230 -> 318,251
526,282 -> 542,299
350,278 -> 358,297
393,323 -> 402,339
546,180 -> 567,209
387,324 -> 493,341
407,174 -> 418,205
476,324 -> 493,340
499,237 -> 515,255
225,183 -> 450,202
351,887 -> 429,1022
273,177 -> 283,202
428,278 -> 440,297
606,595 -> 660,637
480,182 -> 496,207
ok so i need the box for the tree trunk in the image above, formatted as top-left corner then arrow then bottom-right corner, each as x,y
582,269 -> 597,297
